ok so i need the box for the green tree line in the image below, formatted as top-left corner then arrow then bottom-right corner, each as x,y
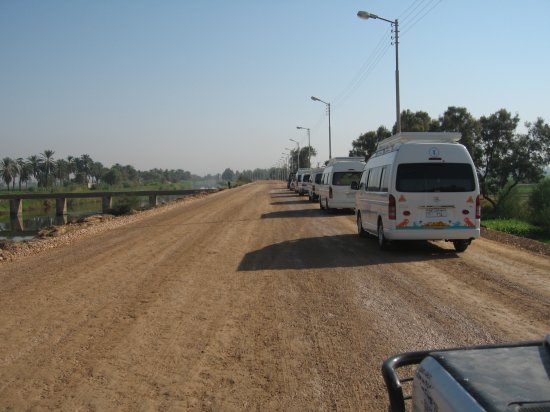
0,151 -> 201,191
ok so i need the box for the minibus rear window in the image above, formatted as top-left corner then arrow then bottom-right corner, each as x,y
332,171 -> 362,186
396,163 -> 475,192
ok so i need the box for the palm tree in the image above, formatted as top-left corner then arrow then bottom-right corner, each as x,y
66,155 -> 76,182
54,159 -> 70,186
9,159 -> 19,190
15,158 -> 28,190
79,154 -> 93,184
40,149 -> 55,187
19,160 -> 32,189
0,157 -> 15,191
90,161 -> 104,184
27,155 -> 42,184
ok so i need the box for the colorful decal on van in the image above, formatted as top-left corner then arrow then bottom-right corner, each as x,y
396,219 -> 476,230
396,219 -> 410,228
422,221 -> 450,228
464,217 -> 475,227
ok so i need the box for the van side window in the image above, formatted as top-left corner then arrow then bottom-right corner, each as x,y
332,171 -> 362,186
358,171 -> 367,190
379,166 -> 389,192
367,167 -> 381,191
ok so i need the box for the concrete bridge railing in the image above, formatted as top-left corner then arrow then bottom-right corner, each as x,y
0,189 -> 219,217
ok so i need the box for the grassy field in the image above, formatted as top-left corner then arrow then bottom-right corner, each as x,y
483,219 -> 550,244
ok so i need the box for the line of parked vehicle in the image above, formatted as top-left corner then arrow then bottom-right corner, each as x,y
286,132 -> 481,252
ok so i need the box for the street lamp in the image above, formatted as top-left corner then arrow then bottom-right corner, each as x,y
284,148 -> 293,182
289,138 -> 300,171
281,152 -> 289,181
296,126 -> 311,167
357,10 -> 401,134
311,96 -> 332,159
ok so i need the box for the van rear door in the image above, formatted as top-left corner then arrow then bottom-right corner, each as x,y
394,163 -> 478,230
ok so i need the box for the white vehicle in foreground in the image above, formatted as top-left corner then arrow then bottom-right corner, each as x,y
354,132 -> 480,252
382,333 -> 550,412
318,157 -> 365,212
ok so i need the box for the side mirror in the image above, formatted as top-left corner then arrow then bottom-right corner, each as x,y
350,181 -> 358,190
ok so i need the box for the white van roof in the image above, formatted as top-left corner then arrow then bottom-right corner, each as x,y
325,156 -> 365,166
374,132 -> 461,156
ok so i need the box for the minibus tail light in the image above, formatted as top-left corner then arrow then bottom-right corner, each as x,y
329,186 -> 333,199
475,195 -> 481,219
389,194 -> 396,220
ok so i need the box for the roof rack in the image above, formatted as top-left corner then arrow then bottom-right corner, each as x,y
326,156 -> 365,166
371,132 -> 462,157
377,132 -> 461,151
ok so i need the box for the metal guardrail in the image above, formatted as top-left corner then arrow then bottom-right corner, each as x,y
0,189 -> 219,217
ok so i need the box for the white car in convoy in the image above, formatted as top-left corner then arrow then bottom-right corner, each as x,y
307,168 -> 324,202
353,132 -> 480,252
295,168 -> 311,196
318,157 -> 365,212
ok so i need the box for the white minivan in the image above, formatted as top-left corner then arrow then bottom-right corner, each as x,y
308,168 -> 324,202
354,132 -> 480,252
318,157 -> 365,212
295,168 -> 311,195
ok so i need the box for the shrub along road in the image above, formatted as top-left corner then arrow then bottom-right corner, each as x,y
0,181 -> 548,410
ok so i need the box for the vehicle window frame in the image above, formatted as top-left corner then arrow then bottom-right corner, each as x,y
396,163 -> 476,193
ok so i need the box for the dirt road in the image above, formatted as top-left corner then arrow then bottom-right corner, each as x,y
1,181 -> 549,411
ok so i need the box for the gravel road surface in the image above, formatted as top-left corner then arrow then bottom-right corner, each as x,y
1,181 -> 548,411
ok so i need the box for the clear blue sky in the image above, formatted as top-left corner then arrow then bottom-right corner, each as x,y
1,1 -> 549,176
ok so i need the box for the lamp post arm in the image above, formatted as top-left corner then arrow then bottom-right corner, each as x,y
376,15 -> 394,24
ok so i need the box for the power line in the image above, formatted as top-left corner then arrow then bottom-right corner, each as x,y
399,0 -> 430,22
329,0 -> 444,107
401,0 -> 443,36
332,28 -> 391,107
309,0 -> 444,146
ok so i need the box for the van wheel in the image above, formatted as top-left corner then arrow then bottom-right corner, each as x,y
377,221 -> 388,250
325,199 -> 332,213
319,197 -> 325,209
357,213 -> 367,237
453,240 -> 470,253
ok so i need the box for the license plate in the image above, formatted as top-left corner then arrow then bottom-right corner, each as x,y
426,208 -> 447,218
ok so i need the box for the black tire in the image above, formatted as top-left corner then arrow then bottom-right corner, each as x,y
357,213 -> 367,237
377,220 -> 388,250
453,239 -> 470,253
319,197 -> 325,210
325,199 -> 332,213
